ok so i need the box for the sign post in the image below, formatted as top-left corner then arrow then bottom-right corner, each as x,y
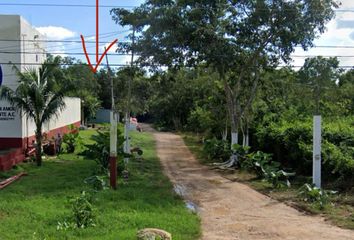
313,115 -> 321,188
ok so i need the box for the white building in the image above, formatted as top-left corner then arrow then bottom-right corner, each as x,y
0,15 -> 81,170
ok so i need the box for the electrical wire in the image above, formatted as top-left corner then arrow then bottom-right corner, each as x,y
3,39 -> 354,49
0,2 -> 353,13
0,62 -> 129,67
0,39 -> 129,45
0,62 -> 354,69
0,51 -> 130,56
0,3 -> 138,8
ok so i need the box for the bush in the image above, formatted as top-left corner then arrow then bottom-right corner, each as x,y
241,150 -> 295,188
254,117 -> 354,187
70,191 -> 96,228
84,175 -> 108,191
298,183 -> 337,209
57,191 -> 96,230
80,128 -> 125,174
242,151 -> 277,177
203,138 -> 230,162
62,124 -> 81,153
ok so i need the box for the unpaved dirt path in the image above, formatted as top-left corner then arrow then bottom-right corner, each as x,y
142,124 -> 354,240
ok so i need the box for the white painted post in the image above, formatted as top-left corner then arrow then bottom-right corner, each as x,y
124,113 -> 131,153
110,111 -> 117,157
109,111 -> 117,189
123,113 -> 131,164
313,115 -> 321,188
231,132 -> 238,148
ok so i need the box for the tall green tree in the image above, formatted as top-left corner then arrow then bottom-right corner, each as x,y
336,69 -> 354,116
298,56 -> 342,115
59,57 -> 101,124
111,0 -> 338,149
0,58 -> 72,166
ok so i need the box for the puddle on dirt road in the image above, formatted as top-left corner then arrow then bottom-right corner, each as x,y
185,200 -> 199,214
174,184 -> 199,214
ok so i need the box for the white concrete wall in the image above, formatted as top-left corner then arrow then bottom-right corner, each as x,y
0,15 -> 21,90
19,16 -> 46,72
0,98 -> 81,139
0,15 -> 25,139
0,15 -> 80,140
42,97 -> 81,135
0,100 -> 23,138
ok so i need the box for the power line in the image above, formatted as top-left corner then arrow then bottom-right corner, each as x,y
0,39 -> 129,44
4,50 -> 354,59
0,31 -> 129,52
0,3 -> 138,8
3,39 -> 354,49
0,51 -> 130,56
0,62 -> 129,67
0,2 -> 353,13
1,62 -> 354,69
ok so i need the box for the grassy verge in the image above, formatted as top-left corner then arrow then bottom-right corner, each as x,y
0,129 -> 200,240
182,132 -> 354,230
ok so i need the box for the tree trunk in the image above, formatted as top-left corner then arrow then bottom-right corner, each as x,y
35,127 -> 42,166
222,118 -> 228,141
223,75 -> 239,150
245,128 -> 249,147
231,131 -> 238,147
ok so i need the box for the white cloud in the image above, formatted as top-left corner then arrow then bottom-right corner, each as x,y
35,26 -> 77,40
34,26 -> 77,58
100,42 -> 119,54
339,0 -> 354,9
290,2 -> 354,68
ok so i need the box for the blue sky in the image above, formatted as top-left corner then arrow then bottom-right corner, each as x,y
0,0 -> 144,67
1,0 -> 354,69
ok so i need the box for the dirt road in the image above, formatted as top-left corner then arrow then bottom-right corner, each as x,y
142,125 -> 354,240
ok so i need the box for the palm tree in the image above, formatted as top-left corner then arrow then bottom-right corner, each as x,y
0,58 -> 72,166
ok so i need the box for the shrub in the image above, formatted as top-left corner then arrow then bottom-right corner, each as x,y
241,150 -> 295,188
263,169 -> 295,188
298,183 -> 337,209
57,191 -> 96,230
203,138 -> 230,162
80,128 -> 125,174
254,117 -> 354,187
187,106 -> 214,134
70,191 -> 96,228
242,151 -> 277,177
62,124 -> 81,153
84,175 -> 108,191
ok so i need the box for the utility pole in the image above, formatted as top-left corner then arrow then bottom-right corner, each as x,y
105,47 -> 117,189
123,26 -> 135,160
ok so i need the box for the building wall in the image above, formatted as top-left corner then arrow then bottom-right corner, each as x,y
43,97 -> 81,135
90,109 -> 112,123
19,15 -> 46,72
0,15 -> 21,89
0,15 -> 81,151
0,15 -> 24,143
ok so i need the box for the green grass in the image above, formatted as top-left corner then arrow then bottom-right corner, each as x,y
0,129 -> 200,240
182,132 -> 354,230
